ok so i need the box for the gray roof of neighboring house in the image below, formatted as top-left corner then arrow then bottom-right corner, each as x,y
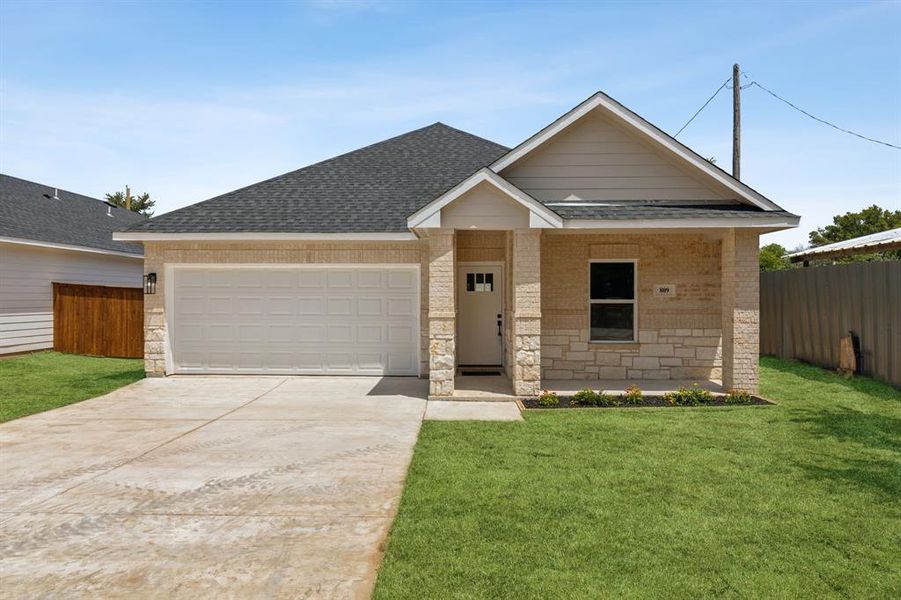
788,226 -> 901,261
548,203 -> 798,220
0,173 -> 146,255
125,123 -> 510,234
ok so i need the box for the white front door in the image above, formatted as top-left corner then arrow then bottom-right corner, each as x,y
457,264 -> 503,366
170,266 -> 419,375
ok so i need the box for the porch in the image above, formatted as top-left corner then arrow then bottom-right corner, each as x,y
424,228 -> 760,400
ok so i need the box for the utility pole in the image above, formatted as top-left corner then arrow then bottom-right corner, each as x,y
125,185 -> 132,211
732,63 -> 741,180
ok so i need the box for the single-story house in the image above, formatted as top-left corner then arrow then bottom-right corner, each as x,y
115,92 -> 799,396
0,174 -> 145,354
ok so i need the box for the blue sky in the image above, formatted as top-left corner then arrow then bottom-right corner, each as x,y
1,0 -> 899,248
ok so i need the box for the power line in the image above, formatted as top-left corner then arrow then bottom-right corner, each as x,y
745,79 -> 900,151
673,77 -> 730,138
674,69 -> 901,151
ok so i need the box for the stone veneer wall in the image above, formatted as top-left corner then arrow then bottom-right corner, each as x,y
141,240 -> 423,377
540,233 -> 724,381
427,232 -> 456,396
512,230 -> 542,395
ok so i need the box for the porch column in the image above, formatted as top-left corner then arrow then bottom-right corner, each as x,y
512,229 -> 541,396
428,231 -> 456,397
721,228 -> 760,392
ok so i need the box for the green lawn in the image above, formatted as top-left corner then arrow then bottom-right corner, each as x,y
375,357 -> 901,599
0,351 -> 144,422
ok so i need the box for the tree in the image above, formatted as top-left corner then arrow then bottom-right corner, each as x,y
105,186 -> 155,216
807,205 -> 901,262
759,243 -> 789,272
809,205 -> 901,246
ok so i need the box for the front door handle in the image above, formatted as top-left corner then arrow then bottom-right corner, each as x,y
497,317 -> 502,337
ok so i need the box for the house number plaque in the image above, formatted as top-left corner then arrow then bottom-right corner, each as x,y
654,284 -> 676,298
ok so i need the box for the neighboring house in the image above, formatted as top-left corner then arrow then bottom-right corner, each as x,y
788,227 -> 901,264
0,174 -> 146,354
115,92 -> 799,395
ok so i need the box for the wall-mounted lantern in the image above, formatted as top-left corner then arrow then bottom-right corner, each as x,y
143,272 -> 157,295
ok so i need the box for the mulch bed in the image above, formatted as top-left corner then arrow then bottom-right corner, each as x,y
520,395 -> 773,409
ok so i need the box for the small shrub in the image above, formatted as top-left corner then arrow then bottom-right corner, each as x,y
596,390 -> 618,406
623,384 -> 643,405
538,390 -> 560,407
665,383 -> 714,406
724,388 -> 753,404
571,388 -> 601,406
570,389 -> 617,407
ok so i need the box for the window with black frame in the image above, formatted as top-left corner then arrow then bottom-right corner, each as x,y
589,261 -> 636,342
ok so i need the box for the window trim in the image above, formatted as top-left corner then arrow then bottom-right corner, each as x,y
588,258 -> 638,343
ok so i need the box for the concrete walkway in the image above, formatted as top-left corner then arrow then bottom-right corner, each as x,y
424,400 -> 523,421
0,376 -> 428,599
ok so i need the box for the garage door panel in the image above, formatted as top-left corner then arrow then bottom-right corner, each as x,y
297,324 -> 325,343
388,270 -> 416,290
387,297 -> 415,317
237,297 -> 265,316
172,267 -> 418,375
357,297 -> 384,316
388,352 -> 415,372
267,296 -> 296,316
357,352 -> 385,370
327,271 -> 354,288
358,324 -> 385,344
206,296 -> 234,315
326,324 -> 354,343
357,270 -> 385,288
387,324 -> 415,345
296,297 -> 323,316
267,325 -> 294,343
265,271 -> 297,288
326,297 -> 353,316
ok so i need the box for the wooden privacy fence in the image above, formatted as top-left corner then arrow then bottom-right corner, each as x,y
53,283 -> 144,358
760,261 -> 901,388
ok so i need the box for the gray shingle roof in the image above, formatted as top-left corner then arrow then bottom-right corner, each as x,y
0,174 -> 146,255
547,203 -> 798,220
126,123 -> 510,234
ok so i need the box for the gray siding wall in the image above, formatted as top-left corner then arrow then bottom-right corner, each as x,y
0,242 -> 143,354
502,109 -> 734,203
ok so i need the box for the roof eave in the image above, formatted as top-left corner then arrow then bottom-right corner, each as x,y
0,235 -> 144,258
562,213 -> 800,231
112,231 -> 418,242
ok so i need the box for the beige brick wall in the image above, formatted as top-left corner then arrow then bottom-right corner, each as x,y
721,229 -> 760,392
540,232 -> 724,382
142,240 -> 424,377
142,230 -> 760,392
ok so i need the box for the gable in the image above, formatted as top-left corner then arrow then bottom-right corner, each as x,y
441,180 -> 530,229
502,108 -> 734,203
406,168 -> 562,230
492,92 -> 782,211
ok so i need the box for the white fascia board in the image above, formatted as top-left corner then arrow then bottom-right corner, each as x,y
112,231 -> 418,242
406,168 -> 563,229
0,236 -> 144,259
564,214 -> 800,230
491,92 -> 782,212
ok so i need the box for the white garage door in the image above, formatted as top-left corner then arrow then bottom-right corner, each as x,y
171,266 -> 419,375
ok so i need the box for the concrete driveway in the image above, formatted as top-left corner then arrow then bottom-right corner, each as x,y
0,376 -> 428,599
